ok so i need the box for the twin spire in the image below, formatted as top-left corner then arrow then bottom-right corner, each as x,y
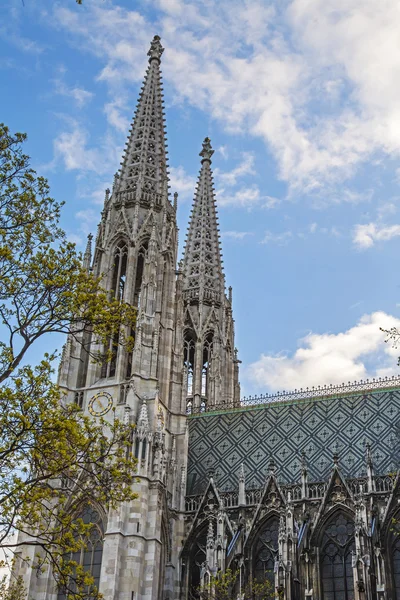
183,137 -> 225,305
115,37 -> 225,299
116,36 -> 168,206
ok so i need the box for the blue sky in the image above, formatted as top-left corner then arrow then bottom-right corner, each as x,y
2,0 -> 400,395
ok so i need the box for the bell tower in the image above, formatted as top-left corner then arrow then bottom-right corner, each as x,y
57,36 -> 184,600
59,35 -> 178,410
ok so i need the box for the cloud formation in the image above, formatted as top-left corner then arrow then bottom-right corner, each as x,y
51,0 -> 400,195
353,223 -> 400,249
246,312 -> 400,393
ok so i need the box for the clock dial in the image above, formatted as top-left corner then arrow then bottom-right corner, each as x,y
88,392 -> 113,417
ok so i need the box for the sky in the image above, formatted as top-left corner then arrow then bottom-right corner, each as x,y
2,0 -> 400,396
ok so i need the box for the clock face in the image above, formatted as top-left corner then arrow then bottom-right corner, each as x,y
88,392 -> 114,417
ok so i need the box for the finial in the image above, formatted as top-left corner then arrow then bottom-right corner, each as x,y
113,172 -> 119,192
148,35 -> 164,63
333,452 -> 339,467
366,442 -> 373,467
200,137 -> 214,163
83,233 -> 93,272
268,458 -> 276,475
173,191 -> 178,211
301,450 -> 307,472
239,463 -> 245,483
104,188 -> 110,204
228,286 -> 232,303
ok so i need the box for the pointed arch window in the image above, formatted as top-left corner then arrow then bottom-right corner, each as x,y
111,242 -> 128,302
57,504 -> 104,600
253,517 -> 279,586
184,330 -> 196,397
320,512 -> 355,600
201,332 -> 213,397
134,241 -> 148,310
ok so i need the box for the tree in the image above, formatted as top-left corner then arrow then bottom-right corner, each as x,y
197,569 -> 275,600
0,123 -> 137,599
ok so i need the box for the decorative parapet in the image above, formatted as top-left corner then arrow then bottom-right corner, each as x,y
184,474 -> 394,513
188,375 -> 400,415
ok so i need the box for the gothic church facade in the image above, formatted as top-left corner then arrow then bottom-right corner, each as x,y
19,37 -> 400,600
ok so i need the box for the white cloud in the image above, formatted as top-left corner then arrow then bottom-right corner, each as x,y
222,231 -> 253,240
353,222 -> 400,249
104,99 -> 130,132
169,165 -> 196,200
53,128 -> 98,172
216,185 -> 264,208
50,121 -> 121,176
53,79 -> 93,108
261,230 -> 293,245
214,152 -> 255,186
50,0 -> 400,195
246,311 -> 400,393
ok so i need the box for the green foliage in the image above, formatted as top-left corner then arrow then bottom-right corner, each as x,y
197,569 -> 275,600
0,575 -> 26,600
0,124 -> 138,599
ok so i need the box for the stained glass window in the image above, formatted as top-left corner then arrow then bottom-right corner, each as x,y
253,517 -> 279,586
321,513 -> 355,600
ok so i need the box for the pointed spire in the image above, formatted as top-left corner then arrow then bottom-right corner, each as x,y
83,234 -> 93,272
116,36 -> 169,206
182,137 -> 224,305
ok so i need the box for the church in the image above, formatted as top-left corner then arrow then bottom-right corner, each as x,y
19,36 -> 400,600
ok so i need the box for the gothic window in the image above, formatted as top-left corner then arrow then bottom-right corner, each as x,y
195,231 -> 201,239
103,243 -> 128,378
111,242 -> 128,302
320,513 -> 355,600
184,330 -> 196,396
57,504 -> 104,600
253,517 -> 279,585
134,241 -> 148,309
201,332 -> 213,397
188,529 -> 207,596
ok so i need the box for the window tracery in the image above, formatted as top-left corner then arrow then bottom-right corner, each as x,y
320,512 -> 355,600
201,332 -> 213,397
184,330 -> 196,397
57,504 -> 104,600
253,517 -> 279,585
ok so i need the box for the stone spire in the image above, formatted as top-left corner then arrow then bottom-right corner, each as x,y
115,35 -> 169,207
82,233 -> 93,272
182,137 -> 224,304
